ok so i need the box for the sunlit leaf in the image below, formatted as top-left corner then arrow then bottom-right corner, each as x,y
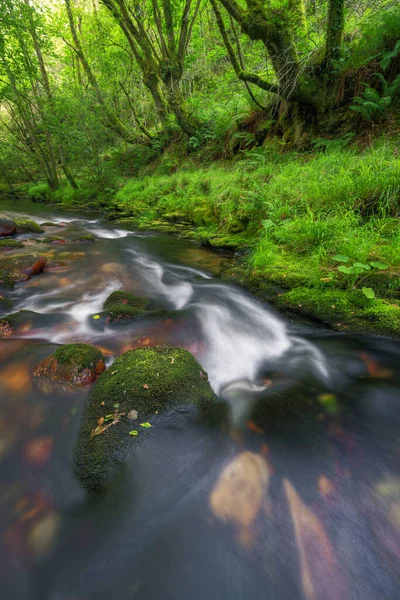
92,314 -> 100,320
370,261 -> 389,270
113,403 -> 120,408
362,287 -> 375,299
129,430 -> 138,436
332,254 -> 349,263
338,265 -> 353,274
140,422 -> 152,428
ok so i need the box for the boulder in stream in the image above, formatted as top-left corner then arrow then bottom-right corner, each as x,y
14,217 -> 43,234
0,310 -> 37,337
33,343 -> 106,386
0,214 -> 16,237
73,346 -> 216,492
96,290 -> 150,324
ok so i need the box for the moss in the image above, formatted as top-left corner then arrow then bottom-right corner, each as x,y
73,346 -> 216,492
0,310 -> 37,337
14,217 -> 43,234
113,217 -> 140,230
0,239 -> 23,249
33,343 -> 105,385
276,287 -> 400,335
100,290 -> 150,323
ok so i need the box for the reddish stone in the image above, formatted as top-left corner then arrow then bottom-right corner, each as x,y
0,214 -> 16,237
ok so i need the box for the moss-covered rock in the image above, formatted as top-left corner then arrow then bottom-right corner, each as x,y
33,343 -> 105,385
71,234 -> 96,242
73,346 -> 216,492
0,310 -> 37,337
97,290 -> 150,324
0,239 -> 24,249
44,236 -> 67,244
14,217 -> 43,234
0,214 -> 16,237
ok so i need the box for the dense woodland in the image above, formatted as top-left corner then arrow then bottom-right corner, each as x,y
0,0 -> 400,331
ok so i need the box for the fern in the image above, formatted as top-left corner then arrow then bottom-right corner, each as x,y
350,74 -> 400,121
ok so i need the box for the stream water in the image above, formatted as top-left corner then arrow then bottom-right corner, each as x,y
0,201 -> 399,599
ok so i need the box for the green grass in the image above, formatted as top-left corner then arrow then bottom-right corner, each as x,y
55,136 -> 400,334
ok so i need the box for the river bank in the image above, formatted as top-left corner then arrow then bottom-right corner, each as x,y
3,136 -> 400,336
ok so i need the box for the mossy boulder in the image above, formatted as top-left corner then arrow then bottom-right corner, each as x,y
14,217 -> 43,234
33,343 -> 105,386
97,290 -> 150,324
0,239 -> 24,249
0,214 -> 16,237
73,346 -> 216,492
0,310 -> 37,337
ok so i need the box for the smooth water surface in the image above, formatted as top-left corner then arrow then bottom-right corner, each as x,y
0,201 -> 399,600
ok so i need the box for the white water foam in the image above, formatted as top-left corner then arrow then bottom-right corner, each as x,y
128,250 -> 328,394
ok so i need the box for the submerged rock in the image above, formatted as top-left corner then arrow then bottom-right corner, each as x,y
0,310 -> 37,337
0,294 -> 12,312
14,217 -> 43,234
1,255 -> 47,282
97,290 -> 150,324
73,346 -> 216,492
0,214 -> 16,237
0,239 -> 23,249
33,343 -> 105,386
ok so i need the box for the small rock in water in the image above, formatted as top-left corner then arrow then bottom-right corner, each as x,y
127,409 -> 138,420
33,343 -> 106,386
0,214 -> 16,237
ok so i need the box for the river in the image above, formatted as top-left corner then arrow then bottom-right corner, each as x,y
0,201 -> 399,599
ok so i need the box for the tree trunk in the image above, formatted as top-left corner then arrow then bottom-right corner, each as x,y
325,0 -> 345,68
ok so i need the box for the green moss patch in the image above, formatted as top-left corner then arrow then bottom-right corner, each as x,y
0,239 -> 24,249
276,288 -> 400,336
73,346 -> 216,492
33,343 -> 105,385
99,290 -> 150,324
13,217 -> 43,234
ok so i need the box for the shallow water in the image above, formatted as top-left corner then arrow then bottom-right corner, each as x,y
0,201 -> 399,599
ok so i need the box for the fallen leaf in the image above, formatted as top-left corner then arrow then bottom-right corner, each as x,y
140,422 -> 152,428
114,403 -> 120,408
169,357 -> 175,364
97,416 -> 104,426
129,430 -> 138,436
92,315 -> 100,320
247,420 -> 265,434
90,418 -> 120,438
100,401 -> 105,406
143,384 -> 149,390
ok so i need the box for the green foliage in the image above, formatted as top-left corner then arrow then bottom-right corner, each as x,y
28,182 -> 51,202
350,75 -> 400,121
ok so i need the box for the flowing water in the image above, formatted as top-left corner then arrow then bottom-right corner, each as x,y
0,201 -> 399,599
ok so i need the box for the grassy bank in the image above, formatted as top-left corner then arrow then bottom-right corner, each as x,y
50,137 -> 400,335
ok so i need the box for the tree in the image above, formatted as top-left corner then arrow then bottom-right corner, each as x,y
100,0 -> 203,136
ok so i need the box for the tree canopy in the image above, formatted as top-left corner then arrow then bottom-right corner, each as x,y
0,0 -> 399,191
